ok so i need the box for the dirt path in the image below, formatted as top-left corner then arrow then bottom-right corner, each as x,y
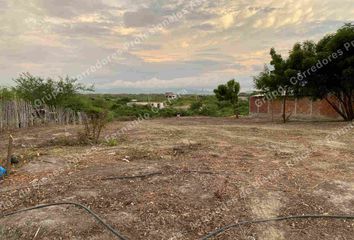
251,192 -> 285,240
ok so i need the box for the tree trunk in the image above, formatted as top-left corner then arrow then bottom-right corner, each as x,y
282,92 -> 287,123
234,102 -> 239,119
325,96 -> 352,121
325,90 -> 354,121
345,91 -> 354,120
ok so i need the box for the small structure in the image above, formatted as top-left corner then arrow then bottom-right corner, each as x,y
165,92 -> 178,100
238,92 -> 249,101
127,101 -> 165,109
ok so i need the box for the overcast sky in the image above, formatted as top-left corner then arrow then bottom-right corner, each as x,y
1,0 -> 353,93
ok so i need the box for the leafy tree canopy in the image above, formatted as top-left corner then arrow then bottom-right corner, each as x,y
14,73 -> 93,108
214,79 -> 241,117
254,23 -> 354,121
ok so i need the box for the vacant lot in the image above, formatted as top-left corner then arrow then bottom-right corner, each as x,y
0,117 -> 353,239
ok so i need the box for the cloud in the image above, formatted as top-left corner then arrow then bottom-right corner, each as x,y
0,0 -> 353,91
123,8 -> 162,28
0,0 -> 8,10
97,68 -> 254,92
53,22 -> 115,37
36,0 -> 117,19
220,13 -> 235,29
191,23 -> 215,31
186,11 -> 217,21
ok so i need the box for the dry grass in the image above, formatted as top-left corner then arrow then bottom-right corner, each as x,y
0,117 -> 353,239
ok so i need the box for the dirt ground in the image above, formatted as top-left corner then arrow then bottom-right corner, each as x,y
0,117 -> 353,240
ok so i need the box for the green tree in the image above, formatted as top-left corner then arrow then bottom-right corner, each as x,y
286,41 -> 317,97
306,24 -> 354,121
254,48 -> 293,123
214,79 -> 241,118
255,24 -> 354,121
14,73 -> 92,108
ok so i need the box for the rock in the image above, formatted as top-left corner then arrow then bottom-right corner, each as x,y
11,155 -> 20,164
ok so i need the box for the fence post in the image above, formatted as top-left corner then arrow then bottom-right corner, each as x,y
5,134 -> 14,175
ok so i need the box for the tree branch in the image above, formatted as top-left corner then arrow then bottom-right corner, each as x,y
325,97 -> 348,120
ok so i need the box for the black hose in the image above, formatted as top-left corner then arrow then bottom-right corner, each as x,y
102,172 -> 163,180
102,169 -> 234,181
2,204 -> 354,240
0,202 -> 129,240
201,214 -> 354,239
0,169 -> 231,192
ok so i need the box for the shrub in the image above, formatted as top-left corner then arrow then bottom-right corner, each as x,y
65,96 -> 113,143
199,104 -> 220,116
104,138 -> 118,147
159,108 -> 180,117
189,101 -> 203,111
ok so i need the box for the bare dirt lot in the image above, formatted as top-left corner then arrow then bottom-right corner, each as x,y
0,117 -> 353,240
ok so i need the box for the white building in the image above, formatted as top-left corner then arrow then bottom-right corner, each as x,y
165,92 -> 178,100
127,101 -> 165,109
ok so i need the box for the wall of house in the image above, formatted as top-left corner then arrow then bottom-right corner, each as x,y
249,96 -> 342,120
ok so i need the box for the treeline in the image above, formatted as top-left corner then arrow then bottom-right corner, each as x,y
254,23 -> 354,122
1,73 -> 250,141
97,94 -> 249,119
1,73 -> 250,120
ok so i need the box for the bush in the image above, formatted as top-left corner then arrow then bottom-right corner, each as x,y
189,101 -> 203,111
238,99 -> 249,116
65,96 -> 113,143
199,104 -> 220,116
0,88 -> 16,100
159,108 -> 180,117
184,96 -> 250,117
104,138 -> 118,147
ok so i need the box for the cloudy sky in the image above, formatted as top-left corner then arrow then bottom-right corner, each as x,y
1,0 -> 353,93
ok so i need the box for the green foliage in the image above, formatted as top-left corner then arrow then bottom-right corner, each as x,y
104,138 -> 118,147
254,46 -> 312,122
64,95 -> 114,143
100,93 -> 166,102
254,23 -> 354,121
189,100 -> 203,111
254,48 -> 293,95
238,100 -> 249,115
199,103 -> 220,116
214,79 -> 241,117
307,23 -> 354,120
0,87 -> 16,100
7,73 -> 250,135
14,73 -> 93,108
186,95 -> 248,117
101,93 -> 248,119
214,79 -> 240,104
